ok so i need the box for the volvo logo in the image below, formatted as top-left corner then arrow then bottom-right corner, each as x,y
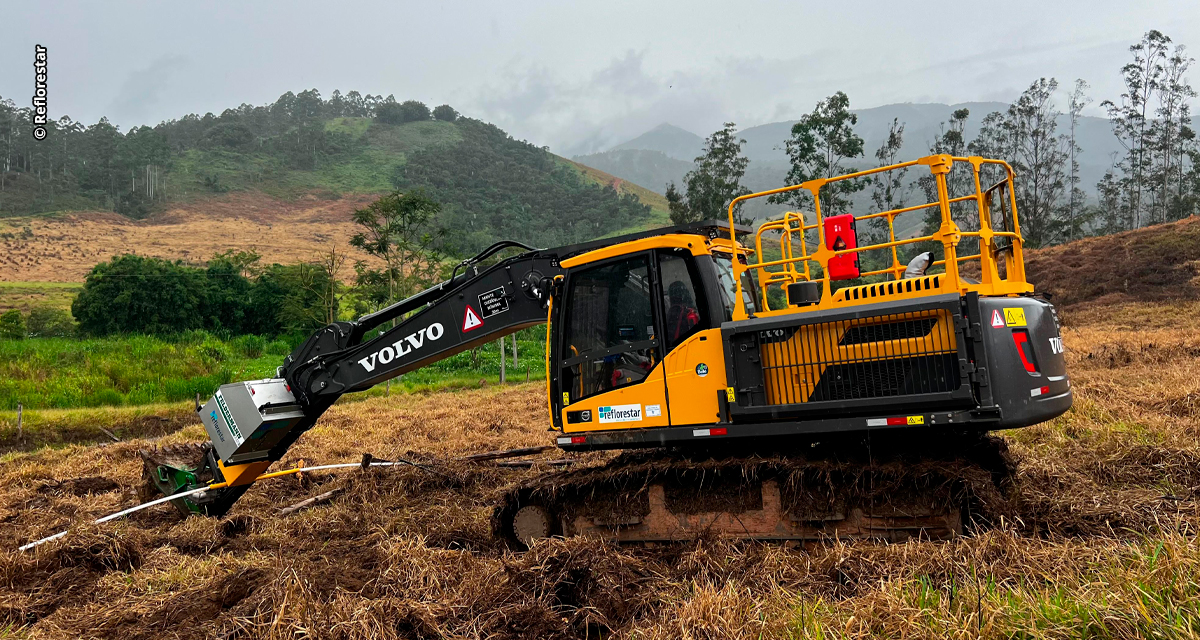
357,322 -> 445,372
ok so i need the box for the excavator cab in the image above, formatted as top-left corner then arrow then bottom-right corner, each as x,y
553,244 -> 730,431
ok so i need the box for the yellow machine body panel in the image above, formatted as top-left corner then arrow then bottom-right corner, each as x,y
662,328 -> 726,426
561,364 -> 670,432
560,234 -> 706,268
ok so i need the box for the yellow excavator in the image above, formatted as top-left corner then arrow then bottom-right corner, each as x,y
143,154 -> 1070,547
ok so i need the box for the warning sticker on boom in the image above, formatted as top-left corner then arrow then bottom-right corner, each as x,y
462,305 -> 483,332
477,286 -> 510,319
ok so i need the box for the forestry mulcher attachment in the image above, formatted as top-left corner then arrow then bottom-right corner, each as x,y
144,154 -> 1070,546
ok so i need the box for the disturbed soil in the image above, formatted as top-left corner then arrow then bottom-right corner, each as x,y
3,298 -> 1200,638
0,192 -> 378,283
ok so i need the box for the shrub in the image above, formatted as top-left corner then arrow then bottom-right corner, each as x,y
432,104 -> 458,122
85,388 -> 124,407
72,255 -> 208,336
197,337 -> 231,362
231,334 -> 267,359
0,309 -> 26,339
26,306 -> 75,337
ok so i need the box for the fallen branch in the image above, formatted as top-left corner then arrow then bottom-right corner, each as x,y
459,446 -> 554,463
278,487 -> 345,516
99,427 -> 120,442
494,459 -> 574,469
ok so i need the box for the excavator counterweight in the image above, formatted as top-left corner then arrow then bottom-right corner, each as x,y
145,154 -> 1071,546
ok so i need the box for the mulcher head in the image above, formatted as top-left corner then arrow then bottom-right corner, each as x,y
137,443 -> 248,517
138,443 -> 214,515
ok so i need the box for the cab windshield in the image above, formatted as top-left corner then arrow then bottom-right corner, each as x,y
712,251 -> 760,321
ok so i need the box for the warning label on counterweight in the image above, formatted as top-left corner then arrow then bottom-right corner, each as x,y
477,286 -> 510,318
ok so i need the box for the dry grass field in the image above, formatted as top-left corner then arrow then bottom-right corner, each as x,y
1,294 -> 1199,638
5,220 -> 1200,638
0,192 -> 377,284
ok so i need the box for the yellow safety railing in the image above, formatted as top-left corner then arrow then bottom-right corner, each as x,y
727,154 -> 1031,320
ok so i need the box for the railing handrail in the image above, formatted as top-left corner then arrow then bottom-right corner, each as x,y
726,154 -> 1030,320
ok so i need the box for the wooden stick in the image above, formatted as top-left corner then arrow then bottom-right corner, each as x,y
459,445 -> 553,463
99,427 -> 120,442
278,487 -> 344,516
495,459 -> 574,469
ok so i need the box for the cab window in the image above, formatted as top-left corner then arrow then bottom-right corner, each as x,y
713,252 -> 761,321
658,252 -> 708,351
561,255 -> 659,403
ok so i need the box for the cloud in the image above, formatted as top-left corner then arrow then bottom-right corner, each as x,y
465,30 -> 1142,156
470,51 -> 794,155
468,47 -> 899,156
105,55 -> 189,127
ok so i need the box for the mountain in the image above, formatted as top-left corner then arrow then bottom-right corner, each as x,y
583,102 -> 1129,207
610,123 -> 704,161
735,102 -> 1124,194
571,149 -> 693,195
0,90 -> 669,257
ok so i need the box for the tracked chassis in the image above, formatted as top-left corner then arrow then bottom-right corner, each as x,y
494,431 -> 1014,547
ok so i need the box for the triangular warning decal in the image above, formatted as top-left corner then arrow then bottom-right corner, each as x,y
462,305 -> 483,332
991,309 -> 1005,328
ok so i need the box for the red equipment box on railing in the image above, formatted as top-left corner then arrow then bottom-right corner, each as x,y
824,214 -> 860,280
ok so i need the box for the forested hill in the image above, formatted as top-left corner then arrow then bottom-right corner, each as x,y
0,90 -> 661,255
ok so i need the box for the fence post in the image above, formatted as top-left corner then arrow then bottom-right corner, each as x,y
526,364 -> 530,383
16,403 -> 22,443
499,337 -> 506,384
512,335 -> 518,367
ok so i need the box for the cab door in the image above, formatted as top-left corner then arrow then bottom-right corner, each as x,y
659,250 -> 725,426
558,253 -> 670,432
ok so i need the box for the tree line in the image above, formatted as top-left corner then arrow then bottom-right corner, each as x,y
0,88 -> 650,253
666,30 -> 1198,249
65,251 -> 340,337
0,88 -> 456,217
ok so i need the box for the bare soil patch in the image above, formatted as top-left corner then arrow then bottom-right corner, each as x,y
0,192 -> 379,283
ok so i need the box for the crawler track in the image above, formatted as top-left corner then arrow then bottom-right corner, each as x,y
494,430 -> 1015,547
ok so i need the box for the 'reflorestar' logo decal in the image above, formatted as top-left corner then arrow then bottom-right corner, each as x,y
208,410 -> 226,443
598,404 -> 642,423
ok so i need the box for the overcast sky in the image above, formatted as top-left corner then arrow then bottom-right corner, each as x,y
2,0 -> 1197,155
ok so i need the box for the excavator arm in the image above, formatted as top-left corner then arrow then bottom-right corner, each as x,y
146,241 -> 565,516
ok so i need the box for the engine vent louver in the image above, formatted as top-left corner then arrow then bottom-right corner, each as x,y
838,318 -> 937,346
747,308 -> 960,407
